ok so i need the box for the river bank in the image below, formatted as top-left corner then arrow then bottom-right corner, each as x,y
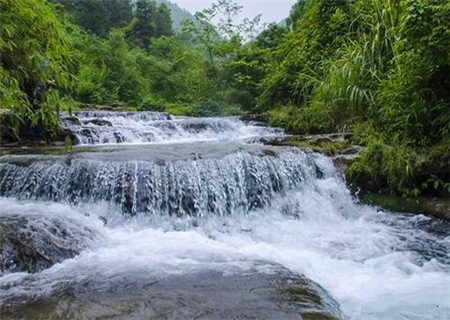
258,131 -> 449,221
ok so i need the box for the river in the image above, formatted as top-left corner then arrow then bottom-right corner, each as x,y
0,112 -> 448,319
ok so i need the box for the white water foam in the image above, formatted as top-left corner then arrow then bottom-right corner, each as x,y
62,112 -> 283,145
1,112 -> 448,319
0,158 -> 448,319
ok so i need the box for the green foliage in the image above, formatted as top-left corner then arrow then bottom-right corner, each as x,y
258,0 -> 353,109
1,0 -> 447,199
139,96 -> 166,112
64,134 -> 73,152
52,0 -> 133,37
193,100 -> 221,117
0,67 -> 27,115
348,139 -> 450,197
156,3 -> 174,37
286,0 -> 306,30
126,0 -> 173,50
250,0 -> 449,196
165,103 -> 194,116
0,0 -> 72,133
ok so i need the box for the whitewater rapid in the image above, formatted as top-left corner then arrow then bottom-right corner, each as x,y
0,112 -> 449,320
61,111 -> 282,145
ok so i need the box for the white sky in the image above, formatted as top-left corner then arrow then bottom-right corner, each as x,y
170,0 -> 297,24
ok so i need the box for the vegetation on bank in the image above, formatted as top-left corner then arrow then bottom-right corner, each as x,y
0,0 -> 448,197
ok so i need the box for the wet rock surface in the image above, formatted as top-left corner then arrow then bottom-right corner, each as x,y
1,265 -> 344,320
262,134 -> 356,155
363,193 -> 450,221
0,214 -> 97,274
262,134 -> 362,177
83,119 -> 113,127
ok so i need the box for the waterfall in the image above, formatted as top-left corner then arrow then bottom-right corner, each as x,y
61,111 -> 283,145
0,149 -> 326,218
1,111 -> 449,320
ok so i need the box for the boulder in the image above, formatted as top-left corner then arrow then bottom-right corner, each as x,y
0,214 -> 97,274
83,119 -> 113,127
2,264 -> 345,320
63,116 -> 81,126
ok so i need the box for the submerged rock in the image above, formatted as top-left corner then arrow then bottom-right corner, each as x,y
63,116 -> 81,126
1,265 -> 345,320
0,214 -> 97,274
83,119 -> 113,127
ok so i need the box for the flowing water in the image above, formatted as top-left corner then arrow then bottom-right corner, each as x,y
0,112 -> 449,319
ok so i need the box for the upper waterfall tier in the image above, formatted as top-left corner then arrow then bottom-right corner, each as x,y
60,111 -> 283,145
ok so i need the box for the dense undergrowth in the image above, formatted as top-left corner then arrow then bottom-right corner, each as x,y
0,0 -> 448,196
260,0 -> 449,197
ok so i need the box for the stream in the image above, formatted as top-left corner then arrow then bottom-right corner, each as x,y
0,112 -> 449,319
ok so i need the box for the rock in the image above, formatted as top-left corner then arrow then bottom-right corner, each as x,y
80,128 -> 93,138
0,142 -> 20,148
332,156 -> 355,177
63,116 -> 81,126
240,113 -> 268,124
49,141 -> 65,147
0,214 -> 97,274
110,102 -> 127,110
55,128 -> 79,145
80,103 -> 114,111
80,103 -> 127,111
332,149 -> 362,177
1,264 -> 345,320
339,146 -> 363,155
263,135 -> 354,157
182,122 -> 209,132
83,119 -> 113,127
362,194 -> 450,221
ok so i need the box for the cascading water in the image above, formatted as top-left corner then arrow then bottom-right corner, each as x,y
61,111 -> 283,145
0,149 -> 322,217
0,111 -> 449,320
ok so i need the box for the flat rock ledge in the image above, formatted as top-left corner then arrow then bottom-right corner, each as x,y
1,265 -> 345,320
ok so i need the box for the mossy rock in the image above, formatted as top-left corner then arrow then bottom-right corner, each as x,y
64,116 -> 81,126
303,313 -> 339,320
264,135 -> 353,156
363,193 -> 450,220
283,285 -> 323,305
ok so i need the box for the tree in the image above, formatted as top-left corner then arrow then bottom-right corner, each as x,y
104,0 -> 133,30
286,0 -> 306,30
255,23 -> 287,49
0,0 -> 71,132
156,3 -> 173,37
52,0 -> 133,37
183,0 -> 261,81
127,0 -> 158,50
127,0 -> 173,50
